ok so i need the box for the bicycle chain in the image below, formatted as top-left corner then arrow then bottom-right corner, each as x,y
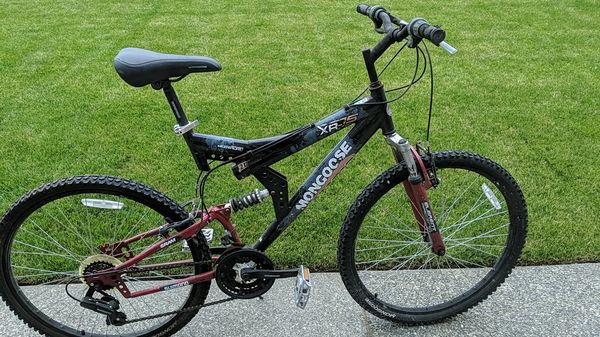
124,297 -> 235,325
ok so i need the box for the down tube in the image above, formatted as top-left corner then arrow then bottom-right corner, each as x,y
254,119 -> 382,250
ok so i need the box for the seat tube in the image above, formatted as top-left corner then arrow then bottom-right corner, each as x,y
162,82 -> 189,126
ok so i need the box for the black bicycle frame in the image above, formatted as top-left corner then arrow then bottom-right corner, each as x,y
160,48 -> 397,251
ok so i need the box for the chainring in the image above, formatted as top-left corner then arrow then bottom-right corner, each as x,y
215,248 -> 275,299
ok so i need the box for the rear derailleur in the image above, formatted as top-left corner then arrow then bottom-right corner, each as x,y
80,286 -> 127,326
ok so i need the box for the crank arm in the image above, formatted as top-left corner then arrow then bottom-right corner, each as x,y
241,268 -> 299,280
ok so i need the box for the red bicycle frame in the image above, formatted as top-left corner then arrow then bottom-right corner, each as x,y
86,205 -> 240,299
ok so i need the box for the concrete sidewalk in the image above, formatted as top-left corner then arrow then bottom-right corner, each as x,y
1,263 -> 599,336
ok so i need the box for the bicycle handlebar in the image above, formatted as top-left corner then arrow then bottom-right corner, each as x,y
356,4 -> 456,54
356,4 -> 369,15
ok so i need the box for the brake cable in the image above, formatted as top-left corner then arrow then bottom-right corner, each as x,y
385,45 -> 427,93
351,41 -> 408,103
423,41 -> 438,181
350,42 -> 426,107
423,42 -> 434,144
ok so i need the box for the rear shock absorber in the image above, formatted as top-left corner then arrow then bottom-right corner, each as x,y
229,189 -> 270,212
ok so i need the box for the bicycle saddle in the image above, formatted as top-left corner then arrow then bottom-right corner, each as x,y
114,48 -> 221,87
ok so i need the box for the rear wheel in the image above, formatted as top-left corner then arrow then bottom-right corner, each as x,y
0,175 -> 211,337
338,151 -> 527,324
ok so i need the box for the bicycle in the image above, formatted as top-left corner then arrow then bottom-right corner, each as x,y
0,4 -> 527,337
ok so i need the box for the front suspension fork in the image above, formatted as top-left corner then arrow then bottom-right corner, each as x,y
385,133 -> 445,256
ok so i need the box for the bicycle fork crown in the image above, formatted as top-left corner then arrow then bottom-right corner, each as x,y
385,133 -> 421,182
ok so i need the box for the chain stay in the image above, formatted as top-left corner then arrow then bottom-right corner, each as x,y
83,259 -> 213,279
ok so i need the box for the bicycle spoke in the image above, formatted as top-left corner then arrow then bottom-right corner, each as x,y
54,203 -> 97,255
41,208 -> 95,256
13,240 -> 83,263
369,245 -> 432,294
109,196 -> 123,249
122,207 -> 152,247
357,238 -> 423,244
21,222 -> 85,261
437,174 -> 479,225
444,253 -> 487,268
363,225 -> 417,234
11,250 -> 81,262
446,241 -> 501,257
118,282 -> 155,332
367,215 -> 416,241
357,251 -> 430,266
356,243 -> 420,253
443,209 -> 507,240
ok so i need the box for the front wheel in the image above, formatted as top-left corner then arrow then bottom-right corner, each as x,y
338,151 -> 527,324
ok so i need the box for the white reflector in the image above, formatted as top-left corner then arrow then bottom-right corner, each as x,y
81,199 -> 124,210
481,184 -> 501,210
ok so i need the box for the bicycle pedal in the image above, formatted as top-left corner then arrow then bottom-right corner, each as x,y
294,265 -> 312,309
182,229 -> 214,251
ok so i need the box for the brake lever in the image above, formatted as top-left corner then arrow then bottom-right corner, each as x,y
369,6 -> 396,34
375,14 -> 394,34
439,41 -> 457,55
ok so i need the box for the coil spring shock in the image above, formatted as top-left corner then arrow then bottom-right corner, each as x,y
229,189 -> 270,212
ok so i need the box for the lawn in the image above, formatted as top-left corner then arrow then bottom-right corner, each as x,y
0,0 -> 598,269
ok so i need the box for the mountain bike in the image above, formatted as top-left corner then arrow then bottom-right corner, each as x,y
0,4 -> 527,337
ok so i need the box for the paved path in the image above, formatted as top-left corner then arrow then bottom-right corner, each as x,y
1,263 -> 599,336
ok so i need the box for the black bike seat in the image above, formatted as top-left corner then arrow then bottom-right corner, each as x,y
114,48 -> 221,87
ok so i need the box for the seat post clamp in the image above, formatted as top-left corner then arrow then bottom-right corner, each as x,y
173,120 -> 199,136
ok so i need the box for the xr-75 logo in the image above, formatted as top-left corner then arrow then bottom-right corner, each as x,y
317,114 -> 358,135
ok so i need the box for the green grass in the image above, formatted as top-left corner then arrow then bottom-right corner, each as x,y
1,0 -> 599,269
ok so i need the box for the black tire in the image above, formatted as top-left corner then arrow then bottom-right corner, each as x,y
338,151 -> 527,324
0,175 -> 211,337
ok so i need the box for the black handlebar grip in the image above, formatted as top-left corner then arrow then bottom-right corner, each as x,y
408,19 -> 446,45
356,4 -> 370,16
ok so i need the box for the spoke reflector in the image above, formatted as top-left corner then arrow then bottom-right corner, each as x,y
481,184 -> 501,210
81,198 -> 124,210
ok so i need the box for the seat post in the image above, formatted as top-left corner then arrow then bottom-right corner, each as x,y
161,81 -> 189,126
156,80 -> 210,171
